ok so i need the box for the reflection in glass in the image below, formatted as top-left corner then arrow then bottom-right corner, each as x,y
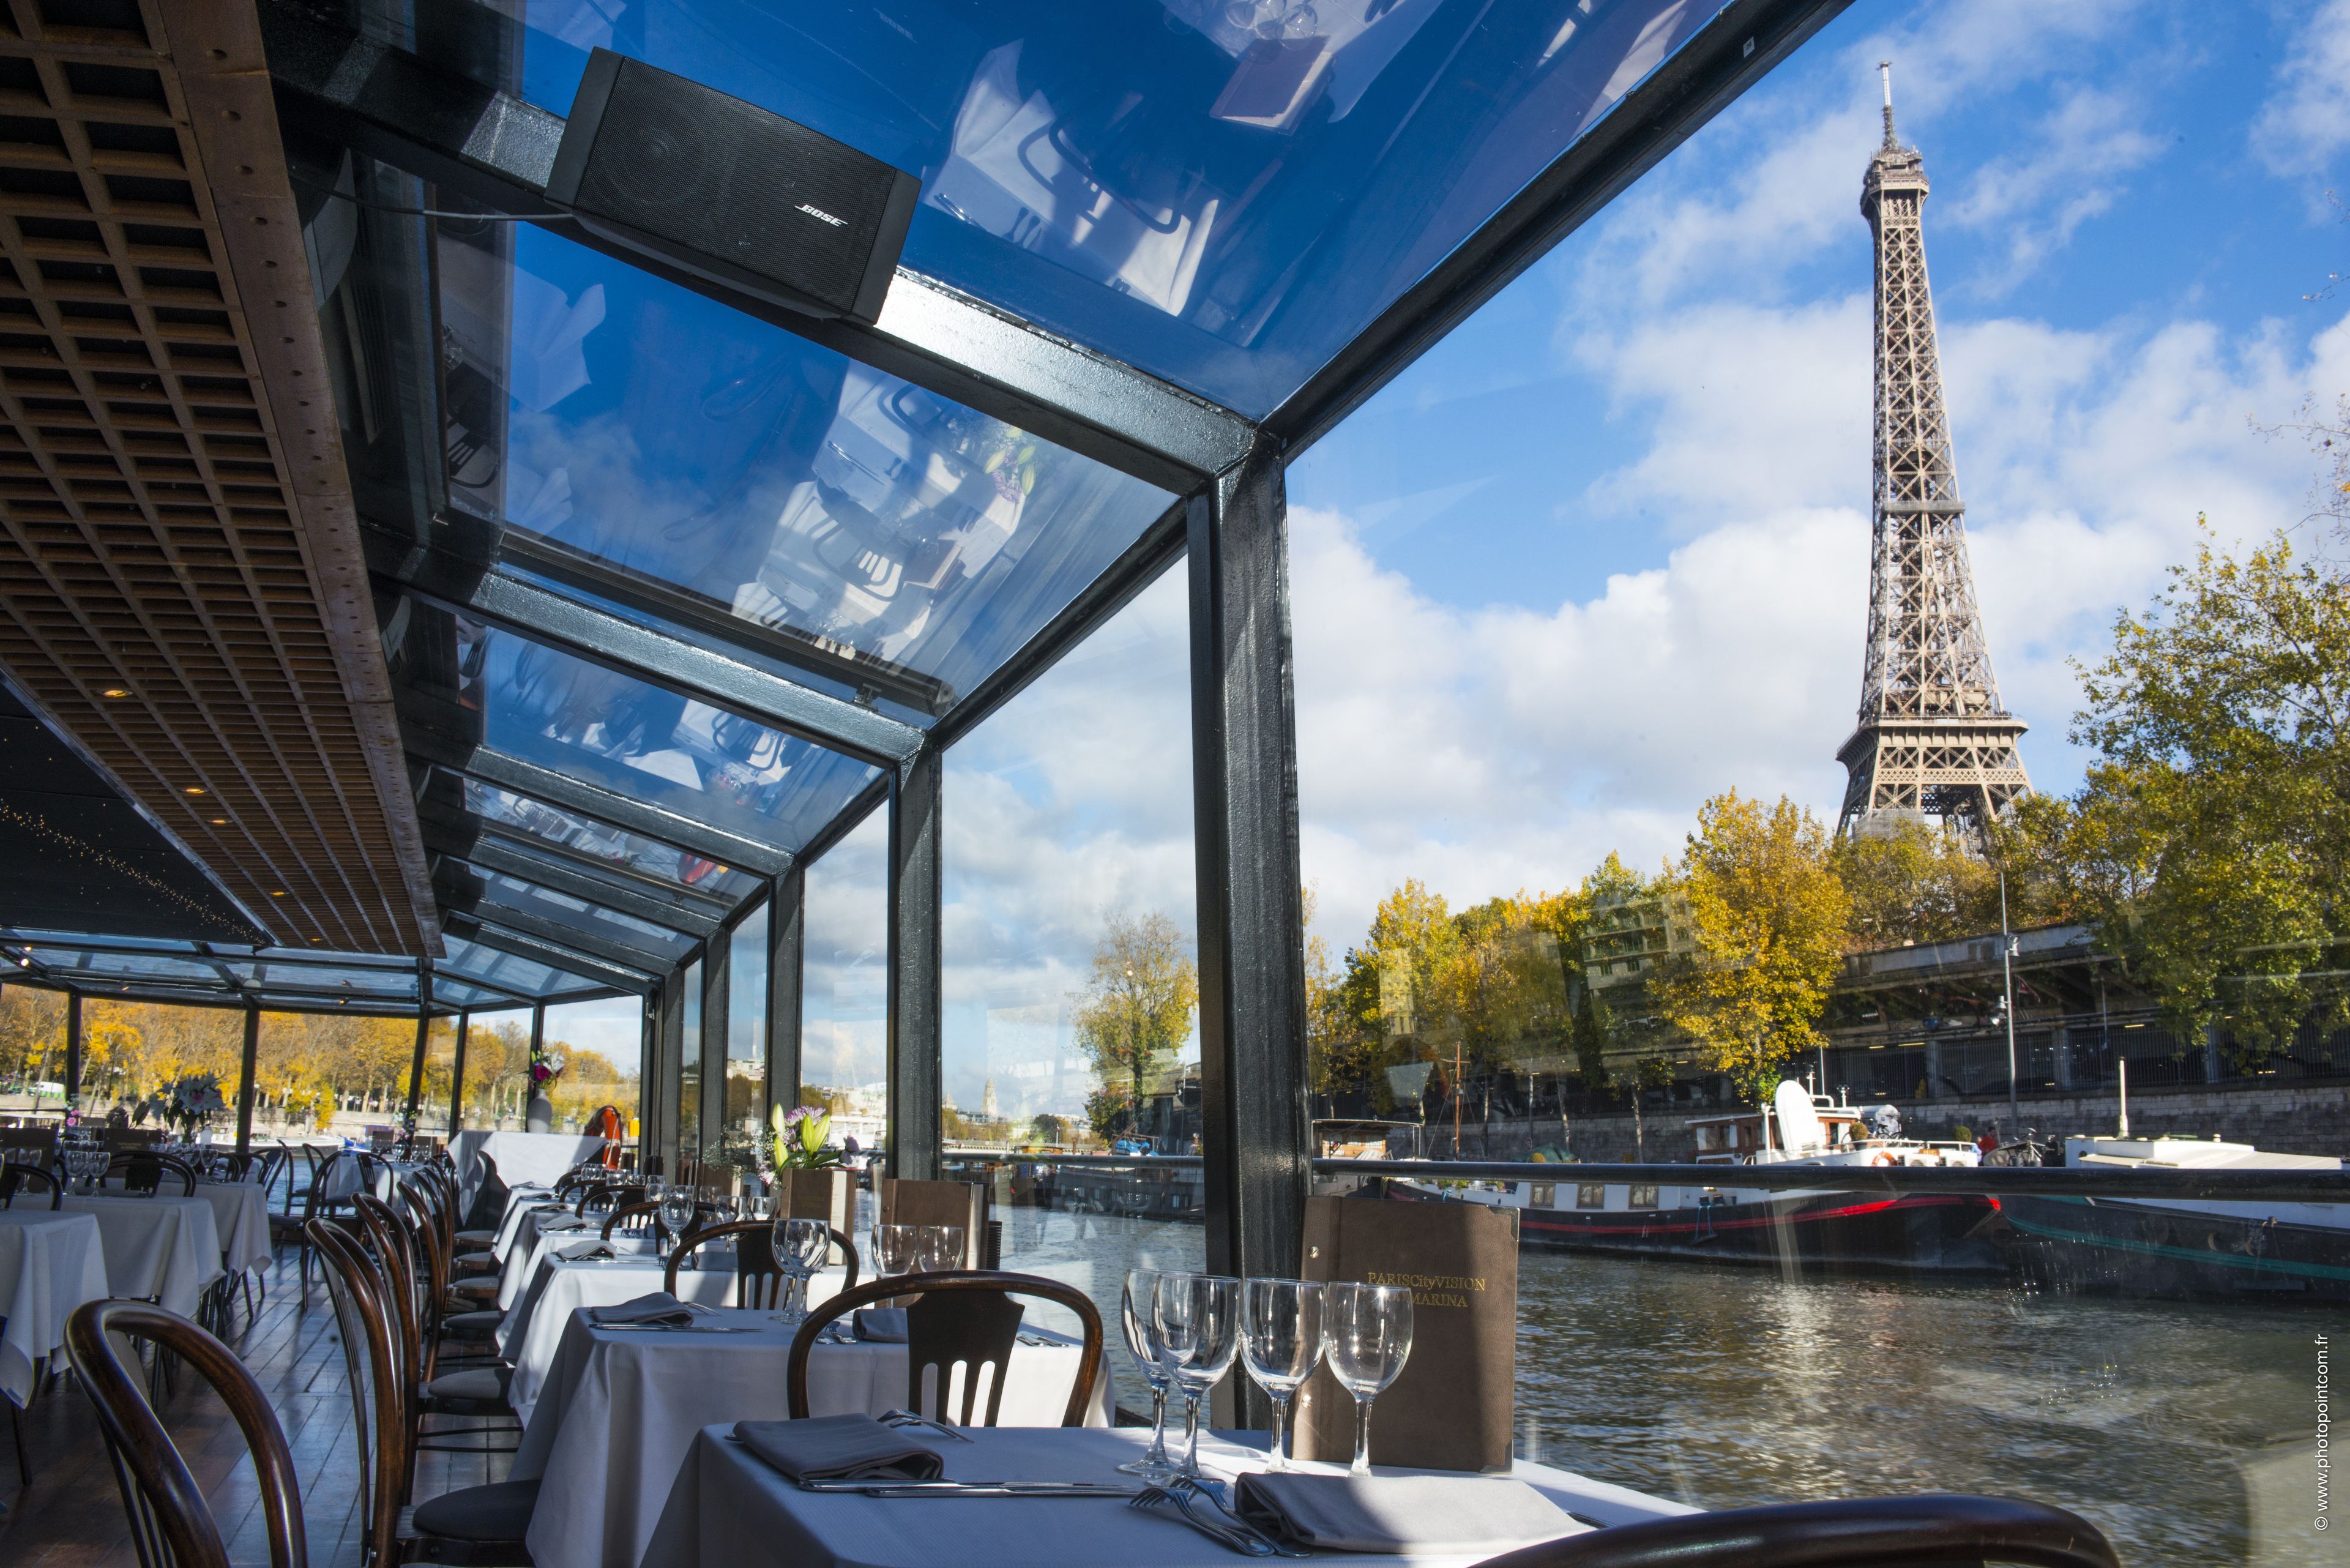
463,779 -> 755,900
803,810 -> 887,1155
680,958 -> 704,1158
727,902 -> 769,1167
447,861 -> 697,966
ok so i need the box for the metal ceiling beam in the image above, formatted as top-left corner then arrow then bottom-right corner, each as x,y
442,911 -> 660,995
373,533 -> 923,767
419,824 -> 722,941
1269,0 -> 1854,457
795,772 -> 893,868
416,790 -> 736,916
402,731 -> 791,877
0,933 -> 414,976
258,1 -> 1256,498
496,528 -> 955,719
433,891 -> 674,980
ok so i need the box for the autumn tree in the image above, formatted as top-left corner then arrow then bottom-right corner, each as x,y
1651,791 -> 1852,1104
1070,912 -> 1198,1134
1834,818 -> 2005,950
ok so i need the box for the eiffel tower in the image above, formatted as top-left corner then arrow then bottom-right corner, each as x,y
1836,65 -> 2030,840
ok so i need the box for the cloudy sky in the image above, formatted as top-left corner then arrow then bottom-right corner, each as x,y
562,1 -> 2350,1116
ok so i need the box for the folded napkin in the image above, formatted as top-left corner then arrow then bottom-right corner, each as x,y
732,1414 -> 943,1482
589,1293 -> 695,1326
851,1308 -> 908,1342
555,1239 -> 617,1262
535,1214 -> 587,1232
1234,1474 -> 1582,1555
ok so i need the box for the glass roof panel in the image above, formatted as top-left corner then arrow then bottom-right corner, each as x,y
434,979 -> 526,1009
461,780 -> 757,902
9,929 -> 200,954
253,963 -> 419,995
451,622 -> 880,854
439,933 -> 592,999
472,1 -> 1707,415
29,948 -> 220,983
446,860 -> 699,965
436,226 -> 1173,701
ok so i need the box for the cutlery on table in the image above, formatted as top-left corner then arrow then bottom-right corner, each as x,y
1130,1485 -> 1277,1556
796,1479 -> 1139,1498
1171,1477 -> 1310,1557
878,1408 -> 974,1443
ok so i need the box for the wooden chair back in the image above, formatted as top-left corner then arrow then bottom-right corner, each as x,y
1469,1494 -> 2119,1568
0,1160 -> 61,1208
663,1219 -> 781,1307
307,1220 -> 405,1568
602,1199 -> 673,1246
106,1152 -> 196,1196
0,1123 -> 56,1170
788,1269 -> 1102,1428
66,1299 -> 308,1568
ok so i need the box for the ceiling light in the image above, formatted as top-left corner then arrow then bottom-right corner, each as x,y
100,688 -> 129,698
269,890 -> 286,898
209,818 -> 226,826
184,786 -> 205,796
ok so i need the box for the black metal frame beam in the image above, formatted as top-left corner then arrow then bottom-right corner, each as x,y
417,775 -> 738,915
442,911 -> 658,995
699,924 -> 730,1166
1,933 -> 416,977
433,889 -> 676,978
885,747 -> 942,1181
259,0 -> 1255,498
404,732 -> 792,876
377,545 -> 923,768
766,865 -> 805,1123
423,831 -> 719,941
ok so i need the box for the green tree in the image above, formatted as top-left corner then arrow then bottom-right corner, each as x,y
1070,911 -> 1198,1122
2056,527 -> 2350,1056
1834,817 -> 2004,950
1652,791 -> 1852,1103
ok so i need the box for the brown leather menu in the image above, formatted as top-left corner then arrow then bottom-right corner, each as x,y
879,1178 -> 987,1267
1291,1194 -> 1519,1473
775,1169 -> 854,1266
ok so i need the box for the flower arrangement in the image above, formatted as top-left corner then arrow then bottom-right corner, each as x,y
163,1072 -> 226,1137
531,1055 -> 566,1089
764,1104 -> 846,1173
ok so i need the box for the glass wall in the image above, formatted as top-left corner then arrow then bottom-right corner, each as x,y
542,996 -> 644,1137
456,1008 -> 534,1132
679,960 -> 703,1159
938,570 -> 1201,1409
0,985 -> 66,1114
414,1015 -> 460,1139
70,1001 -> 245,1130
724,903 -> 769,1167
802,811 -> 887,1159
248,1010 -> 425,1141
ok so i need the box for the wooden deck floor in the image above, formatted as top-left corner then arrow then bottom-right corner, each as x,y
0,1252 -> 512,1568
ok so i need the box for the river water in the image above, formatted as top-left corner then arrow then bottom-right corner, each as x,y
996,1205 -> 2338,1567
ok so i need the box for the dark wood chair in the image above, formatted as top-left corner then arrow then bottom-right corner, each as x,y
67,1299 -> 308,1568
1,1159 -> 61,1208
1469,1494 -> 2119,1568
106,1152 -> 197,1196
788,1269 -> 1102,1428
659,1220 -> 859,1309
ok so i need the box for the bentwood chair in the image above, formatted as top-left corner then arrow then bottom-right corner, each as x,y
68,1299 -> 308,1568
0,1159 -> 61,1208
788,1269 -> 1103,1428
661,1220 -> 861,1309
106,1151 -> 198,1196
1470,1494 -> 2119,1568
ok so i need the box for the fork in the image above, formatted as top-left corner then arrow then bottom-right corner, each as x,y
1130,1485 -> 1276,1556
878,1408 -> 975,1444
1172,1477 -> 1310,1557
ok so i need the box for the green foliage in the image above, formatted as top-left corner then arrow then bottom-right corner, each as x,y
1083,1087 -> 1130,1143
767,1103 -> 845,1171
1070,911 -> 1198,1116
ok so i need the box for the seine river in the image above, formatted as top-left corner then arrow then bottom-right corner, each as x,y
992,1205 -> 2337,1567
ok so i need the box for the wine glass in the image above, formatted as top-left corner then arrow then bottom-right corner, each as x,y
874,1224 -> 919,1279
1154,1272 -> 1242,1479
917,1225 -> 964,1272
774,1217 -> 827,1323
1241,1279 -> 1326,1473
1115,1268 -> 1177,1479
657,1184 -> 698,1253
1324,1283 -> 1414,1476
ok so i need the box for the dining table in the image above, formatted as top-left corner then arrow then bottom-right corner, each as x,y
493,1199 -> 593,1309
499,1241 -> 849,1413
0,1209 -> 107,1407
637,1425 -> 1693,1568
59,1190 -> 224,1318
454,1132 -> 606,1214
515,1306 -> 1113,1568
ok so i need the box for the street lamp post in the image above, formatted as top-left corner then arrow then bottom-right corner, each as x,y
2000,867 -> 2020,1143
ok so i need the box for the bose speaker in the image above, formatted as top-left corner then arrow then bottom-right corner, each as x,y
546,50 -> 920,325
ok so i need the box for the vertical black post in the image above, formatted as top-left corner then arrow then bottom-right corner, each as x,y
701,929 -> 731,1168
404,963 -> 433,1128
655,967 -> 686,1175
887,747 -> 943,1181
62,991 -> 81,1111
1187,444 -> 1310,1316
529,1002 -> 546,1130
449,1012 -> 469,1134
235,1007 -> 260,1155
767,867 -> 805,1121
638,996 -> 657,1167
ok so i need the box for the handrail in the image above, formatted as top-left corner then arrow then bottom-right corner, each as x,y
942,1149 -> 2350,1203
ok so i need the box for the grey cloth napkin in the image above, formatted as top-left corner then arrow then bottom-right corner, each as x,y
589,1292 -> 693,1326
536,1214 -> 588,1232
1234,1474 -> 1581,1555
852,1308 -> 908,1342
554,1239 -> 617,1262
732,1414 -> 944,1482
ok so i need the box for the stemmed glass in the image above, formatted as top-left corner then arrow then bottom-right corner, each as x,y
917,1225 -> 964,1272
1154,1273 -> 1241,1479
1324,1283 -> 1414,1476
771,1217 -> 827,1324
1114,1269 -> 1176,1479
1240,1279 -> 1325,1472
874,1224 -> 920,1280
656,1184 -> 698,1255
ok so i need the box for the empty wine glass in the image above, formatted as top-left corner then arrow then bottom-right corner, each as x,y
1154,1272 -> 1242,1479
875,1224 -> 919,1279
657,1185 -> 698,1252
774,1217 -> 827,1323
1115,1268 -> 1177,1479
1324,1283 -> 1414,1476
917,1225 -> 964,1272
1241,1279 -> 1325,1472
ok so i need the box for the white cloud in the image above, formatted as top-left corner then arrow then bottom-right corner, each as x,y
1942,86 -> 2164,291
2254,0 -> 2350,176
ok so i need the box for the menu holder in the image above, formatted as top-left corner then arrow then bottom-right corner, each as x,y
774,1168 -> 854,1267
878,1178 -> 987,1268
1291,1193 -> 1519,1474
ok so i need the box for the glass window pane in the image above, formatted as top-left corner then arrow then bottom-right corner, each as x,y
254,1012 -> 428,1142
726,903 -> 769,1165
803,810 -> 886,1160
416,1016 -> 460,1138
543,997 -> 644,1140
679,959 -> 703,1157
77,1001 -> 247,1130
939,567 -> 1199,1407
458,1010 -> 535,1132
442,931 -> 613,1000
444,859 -> 698,967
0,987 -> 68,1112
439,226 -> 1172,701
463,2 -> 1703,414
460,778 -> 758,902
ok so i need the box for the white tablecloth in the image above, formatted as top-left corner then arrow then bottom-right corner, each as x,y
0,1211 -> 106,1406
641,1427 -> 1692,1568
496,1206 -> 597,1312
490,1188 -> 561,1259
517,1308 -> 1111,1568
502,1248 -> 847,1414
455,1132 -> 605,1214
103,1178 -> 271,1277
61,1193 -> 224,1318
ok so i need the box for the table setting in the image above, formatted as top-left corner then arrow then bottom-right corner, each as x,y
48,1144 -> 226,1319
0,1206 -> 106,1407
